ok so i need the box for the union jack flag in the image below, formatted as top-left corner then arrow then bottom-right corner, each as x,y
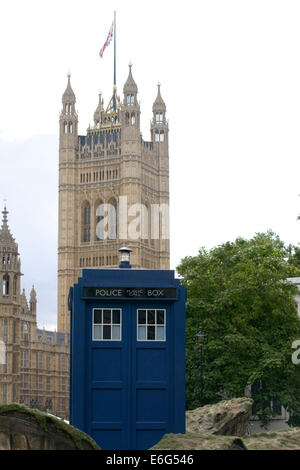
99,21 -> 114,58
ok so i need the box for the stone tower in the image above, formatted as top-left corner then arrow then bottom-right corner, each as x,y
0,206 -> 70,417
0,207 -> 22,402
0,207 -> 22,304
57,65 -> 170,333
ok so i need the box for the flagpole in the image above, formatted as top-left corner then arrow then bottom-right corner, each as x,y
112,10 -> 117,112
114,10 -> 116,87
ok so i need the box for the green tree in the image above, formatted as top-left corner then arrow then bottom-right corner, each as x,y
177,231 -> 300,425
287,244 -> 300,270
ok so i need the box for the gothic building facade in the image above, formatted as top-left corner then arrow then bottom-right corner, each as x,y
0,208 -> 69,419
58,65 -> 170,332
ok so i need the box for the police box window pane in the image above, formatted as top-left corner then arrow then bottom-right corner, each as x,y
112,309 -> 121,324
112,325 -> 121,340
138,310 -> 146,324
157,310 -> 165,325
103,325 -> 111,340
103,310 -> 111,324
93,308 -> 122,341
94,309 -> 102,324
137,309 -> 166,341
147,310 -> 155,324
147,326 -> 155,340
93,325 -> 102,340
138,326 -> 146,340
156,326 -> 165,341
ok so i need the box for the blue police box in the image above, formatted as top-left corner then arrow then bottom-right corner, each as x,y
68,248 -> 186,450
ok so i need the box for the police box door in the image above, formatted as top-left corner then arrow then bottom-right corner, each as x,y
86,301 -> 172,450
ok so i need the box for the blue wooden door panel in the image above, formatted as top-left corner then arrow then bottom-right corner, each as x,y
87,302 -> 130,450
130,302 -> 171,449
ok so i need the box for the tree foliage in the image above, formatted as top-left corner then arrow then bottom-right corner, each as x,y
177,232 -> 300,425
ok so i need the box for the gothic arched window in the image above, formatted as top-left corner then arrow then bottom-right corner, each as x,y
131,113 -> 136,125
95,199 -> 117,240
82,202 -> 91,243
64,122 -> 68,134
156,112 -> 163,124
3,274 -> 9,296
108,198 -> 117,240
95,199 -> 104,241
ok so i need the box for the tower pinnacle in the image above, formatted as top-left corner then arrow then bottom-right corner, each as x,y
0,205 -> 17,250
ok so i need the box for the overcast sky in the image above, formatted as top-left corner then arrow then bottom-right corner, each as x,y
0,0 -> 299,330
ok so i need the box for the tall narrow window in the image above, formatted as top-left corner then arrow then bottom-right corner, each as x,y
2,352 -> 7,374
96,200 -> 117,241
160,131 -> 165,142
156,112 -> 163,124
3,274 -> 9,296
82,202 -> 91,242
131,113 -> 136,125
2,384 -> 7,404
1,340 -> 6,374
3,321 -> 8,344
95,200 -> 104,241
23,351 -> 29,368
108,199 -> 117,240
23,322 -> 29,342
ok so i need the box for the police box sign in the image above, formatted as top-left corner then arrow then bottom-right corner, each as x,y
82,287 -> 177,299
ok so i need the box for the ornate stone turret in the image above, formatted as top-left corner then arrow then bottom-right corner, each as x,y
0,206 -> 18,251
152,82 -> 166,114
62,73 -> 76,105
122,63 -> 140,132
30,285 -> 37,316
59,73 -> 78,150
93,92 -> 104,127
123,63 -> 138,101
151,82 -> 168,145
151,83 -> 169,265
0,206 -> 21,301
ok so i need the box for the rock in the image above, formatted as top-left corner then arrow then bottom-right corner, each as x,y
0,403 -> 100,450
186,397 -> 253,436
0,431 -> 10,450
245,428 -> 300,450
151,432 -> 247,450
11,433 -> 28,450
